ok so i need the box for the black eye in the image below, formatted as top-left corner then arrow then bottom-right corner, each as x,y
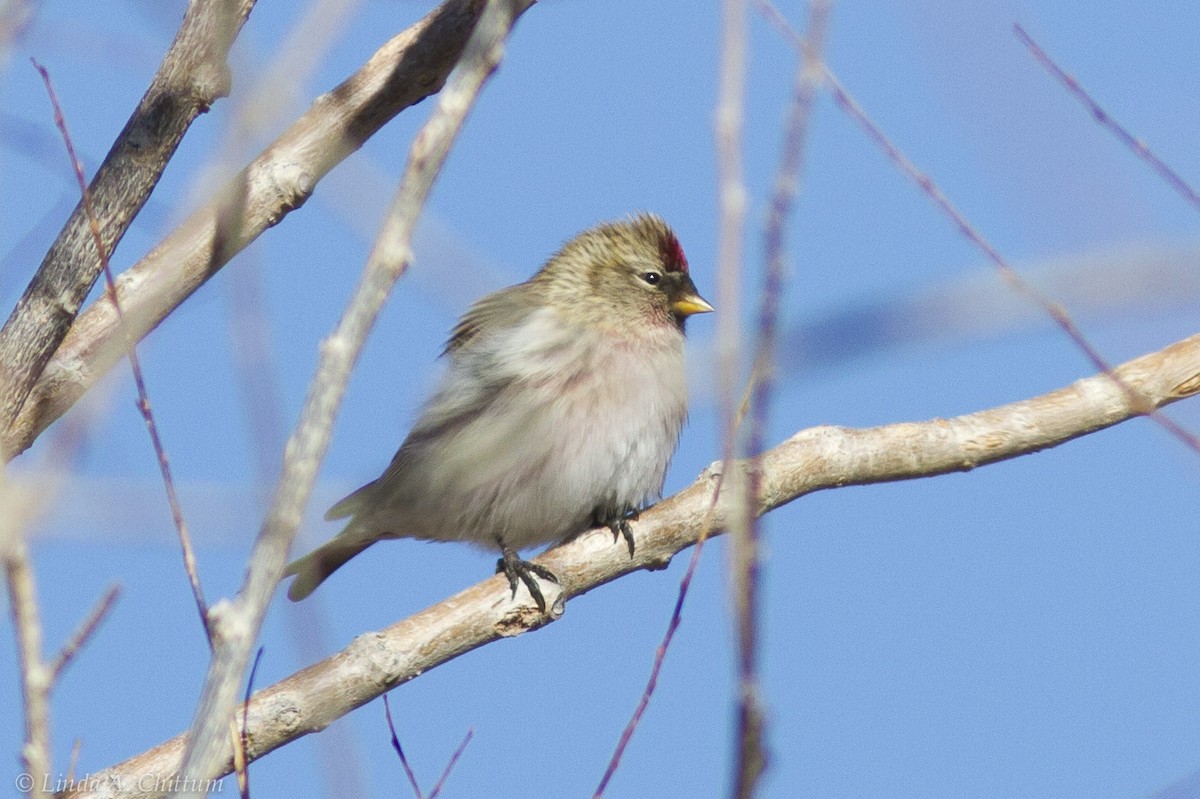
640,271 -> 662,286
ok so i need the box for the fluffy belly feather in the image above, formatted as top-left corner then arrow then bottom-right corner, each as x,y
373,317 -> 687,550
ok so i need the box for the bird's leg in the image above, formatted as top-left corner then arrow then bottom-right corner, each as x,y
495,541 -> 558,613
596,506 -> 639,558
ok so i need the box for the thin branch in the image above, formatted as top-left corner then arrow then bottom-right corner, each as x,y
1013,23 -> 1200,210
0,0 -> 255,449
215,13 -> 370,785
594,340 -> 779,793
382,695 -> 472,799
46,584 -> 121,684
384,695 -> 425,799
713,2 -> 755,795
233,647 -> 264,799
5,540 -> 51,799
714,0 -> 749,524
734,3 -> 830,797
594,367 -> 773,796
595,0 -> 751,794
427,728 -> 473,799
62,331 -> 1200,799
3,0 -> 514,461
32,58 -> 210,640
592,483 -> 724,798
598,8 -> 829,791
171,2 -> 531,795
824,82 -> 1200,451
66,738 -> 83,786
6,543 -> 123,799
758,5 -> 1200,458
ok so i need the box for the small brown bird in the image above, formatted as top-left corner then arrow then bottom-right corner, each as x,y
283,214 -> 712,609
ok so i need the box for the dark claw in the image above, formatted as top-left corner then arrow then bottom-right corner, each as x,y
495,544 -> 558,613
600,507 -> 639,558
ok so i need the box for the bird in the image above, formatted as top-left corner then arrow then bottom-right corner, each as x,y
283,214 -> 713,611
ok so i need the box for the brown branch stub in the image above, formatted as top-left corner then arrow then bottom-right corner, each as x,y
0,0 -> 255,454
2,0 -> 499,461
62,331 -> 1200,799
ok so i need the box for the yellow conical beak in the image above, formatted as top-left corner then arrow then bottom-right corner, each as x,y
671,293 -> 715,317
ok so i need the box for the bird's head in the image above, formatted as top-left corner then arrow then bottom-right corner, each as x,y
538,213 -> 714,333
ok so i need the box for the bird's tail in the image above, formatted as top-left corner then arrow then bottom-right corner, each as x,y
283,535 -> 375,601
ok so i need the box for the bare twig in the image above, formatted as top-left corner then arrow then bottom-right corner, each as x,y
758,5 -> 1200,457
0,0 -> 255,448
383,695 -> 425,799
66,738 -> 83,786
200,0 -> 361,193
217,10 -> 372,787
713,4 -> 755,797
4,0 -> 517,461
714,0 -> 748,494
5,547 -> 119,799
594,337 -> 784,794
829,74 -> 1200,453
594,1 -> 752,794
598,7 -> 829,793
5,540 -> 51,799
592,483 -> 723,798
595,373 -> 777,795
381,694 -> 472,799
170,2 -> 532,795
732,3 -> 830,797
231,0 -> 361,144
233,647 -> 264,799
427,728 -> 473,799
61,331 -> 1200,799
32,58 -> 211,640
1013,23 -> 1200,211
47,584 -> 121,684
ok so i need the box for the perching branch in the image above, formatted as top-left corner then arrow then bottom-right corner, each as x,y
62,331 -> 1200,799
170,1 -> 531,796
2,0 -> 504,461
0,0 -> 254,453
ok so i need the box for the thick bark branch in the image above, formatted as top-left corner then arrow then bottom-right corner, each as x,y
0,0 -> 254,452
2,0 -> 493,460
62,332 -> 1200,799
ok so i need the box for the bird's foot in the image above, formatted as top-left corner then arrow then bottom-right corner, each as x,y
496,545 -> 558,613
599,507 -> 639,558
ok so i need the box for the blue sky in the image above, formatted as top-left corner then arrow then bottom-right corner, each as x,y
3,1 -> 1200,797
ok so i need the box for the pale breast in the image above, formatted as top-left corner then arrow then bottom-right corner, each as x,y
377,307 -> 689,550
